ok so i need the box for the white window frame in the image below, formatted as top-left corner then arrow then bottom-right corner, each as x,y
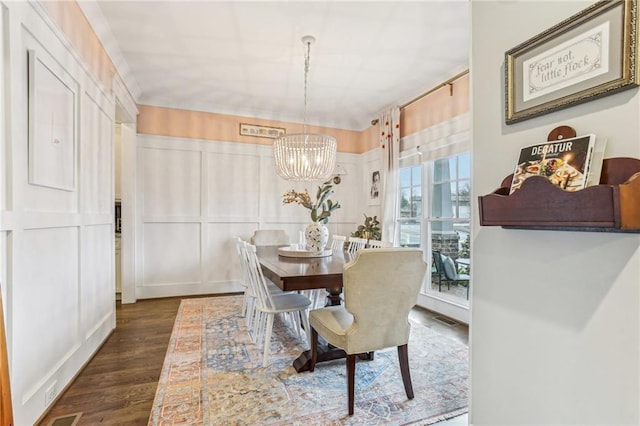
425,152 -> 471,303
397,164 -> 423,248
398,113 -> 471,323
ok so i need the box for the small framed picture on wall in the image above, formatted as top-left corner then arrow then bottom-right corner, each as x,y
369,170 -> 381,205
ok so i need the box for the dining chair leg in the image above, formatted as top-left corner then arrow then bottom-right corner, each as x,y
241,294 -> 247,317
255,311 -> 266,348
296,312 -> 304,339
242,295 -> 249,318
313,289 -> 323,309
300,309 -> 311,348
397,344 -> 414,399
262,314 -> 274,367
248,299 -> 259,334
289,312 -> 298,331
309,327 -> 318,372
246,299 -> 257,340
286,312 -> 298,337
254,307 -> 263,340
347,353 -> 356,415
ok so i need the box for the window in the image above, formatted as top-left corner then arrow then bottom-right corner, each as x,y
429,152 -> 471,302
396,152 -> 471,304
398,165 -> 422,248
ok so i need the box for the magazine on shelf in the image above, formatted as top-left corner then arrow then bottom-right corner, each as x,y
509,134 -> 597,194
585,136 -> 607,187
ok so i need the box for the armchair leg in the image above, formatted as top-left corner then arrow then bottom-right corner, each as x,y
347,354 -> 356,415
398,344 -> 414,400
309,327 -> 318,372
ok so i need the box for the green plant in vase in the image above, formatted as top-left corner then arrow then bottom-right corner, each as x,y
283,178 -> 341,251
282,177 -> 341,224
352,214 -> 381,241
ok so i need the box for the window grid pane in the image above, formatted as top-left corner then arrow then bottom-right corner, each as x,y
398,165 -> 422,247
427,152 -> 472,304
397,153 -> 471,304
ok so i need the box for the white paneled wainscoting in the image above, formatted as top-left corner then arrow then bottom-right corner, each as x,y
135,134 -> 366,299
0,2 -> 119,424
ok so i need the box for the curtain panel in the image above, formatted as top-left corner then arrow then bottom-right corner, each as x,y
379,107 -> 400,243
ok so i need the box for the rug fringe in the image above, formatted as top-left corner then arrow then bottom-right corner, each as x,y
408,407 -> 468,425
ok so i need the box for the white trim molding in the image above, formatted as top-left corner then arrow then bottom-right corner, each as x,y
76,0 -> 141,100
401,112 -> 471,162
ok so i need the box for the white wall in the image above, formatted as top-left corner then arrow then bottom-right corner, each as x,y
1,2 -> 116,424
135,134 -> 365,299
471,1 -> 640,425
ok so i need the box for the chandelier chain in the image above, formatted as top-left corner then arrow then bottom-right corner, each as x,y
303,39 -> 311,134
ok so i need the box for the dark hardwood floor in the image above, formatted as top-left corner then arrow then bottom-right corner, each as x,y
37,296 -> 184,425
37,295 -> 468,425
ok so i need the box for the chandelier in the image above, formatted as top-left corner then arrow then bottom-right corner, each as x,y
273,35 -> 337,181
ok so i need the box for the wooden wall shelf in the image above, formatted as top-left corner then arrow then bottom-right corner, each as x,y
478,157 -> 640,232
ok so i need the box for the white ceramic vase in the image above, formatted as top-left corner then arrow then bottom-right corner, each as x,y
305,222 -> 329,252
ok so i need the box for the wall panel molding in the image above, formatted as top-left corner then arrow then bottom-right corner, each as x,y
3,2 -> 117,423
136,134 -> 363,298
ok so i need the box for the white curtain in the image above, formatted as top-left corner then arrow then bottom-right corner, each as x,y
379,107 -> 400,244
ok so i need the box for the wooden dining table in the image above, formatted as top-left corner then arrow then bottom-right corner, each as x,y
257,245 -> 353,305
256,245 -> 372,372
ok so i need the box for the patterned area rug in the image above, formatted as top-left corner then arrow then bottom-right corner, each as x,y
148,296 -> 468,425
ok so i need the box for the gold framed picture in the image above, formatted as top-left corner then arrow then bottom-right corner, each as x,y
239,123 -> 285,139
505,0 -> 639,124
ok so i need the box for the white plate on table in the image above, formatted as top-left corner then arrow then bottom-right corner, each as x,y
278,245 -> 333,258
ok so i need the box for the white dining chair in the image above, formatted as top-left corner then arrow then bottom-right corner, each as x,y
244,243 -> 312,366
235,238 -> 288,342
367,239 -> 392,248
250,229 -> 290,246
330,235 -> 347,251
300,287 -> 328,310
346,237 -> 367,253
233,237 -> 252,318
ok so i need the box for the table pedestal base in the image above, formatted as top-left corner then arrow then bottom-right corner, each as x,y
294,286 -> 373,373
293,347 -> 374,373
325,286 -> 342,307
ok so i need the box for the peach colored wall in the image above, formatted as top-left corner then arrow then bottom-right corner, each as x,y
43,1 -> 468,155
42,1 -> 366,153
360,125 -> 381,153
137,105 -> 365,154
401,74 -> 469,137
41,1 -> 117,91
359,74 -> 470,153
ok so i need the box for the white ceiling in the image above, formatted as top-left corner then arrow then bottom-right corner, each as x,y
83,1 -> 469,131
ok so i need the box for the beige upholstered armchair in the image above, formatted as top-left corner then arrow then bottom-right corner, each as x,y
308,248 -> 427,415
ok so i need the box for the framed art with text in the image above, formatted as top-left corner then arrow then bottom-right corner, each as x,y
239,123 -> 285,139
505,0 -> 639,124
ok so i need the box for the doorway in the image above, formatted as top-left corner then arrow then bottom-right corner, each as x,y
114,100 -> 137,304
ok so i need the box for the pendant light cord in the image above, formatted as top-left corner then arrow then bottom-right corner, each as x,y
303,39 -> 311,134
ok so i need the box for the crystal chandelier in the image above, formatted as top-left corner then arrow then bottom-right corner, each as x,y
273,35 -> 337,181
